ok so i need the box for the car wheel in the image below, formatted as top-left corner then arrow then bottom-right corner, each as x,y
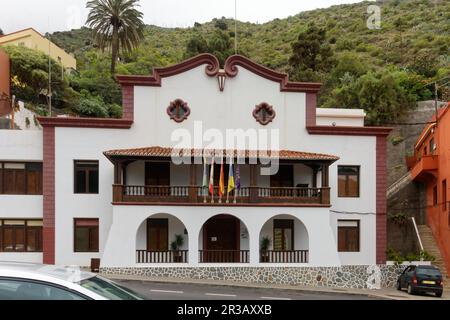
436,292 -> 442,298
407,284 -> 415,295
396,281 -> 402,291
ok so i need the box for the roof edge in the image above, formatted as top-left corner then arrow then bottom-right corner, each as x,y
37,117 -> 133,129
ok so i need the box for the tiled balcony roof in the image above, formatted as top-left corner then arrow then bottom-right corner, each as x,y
104,146 -> 339,161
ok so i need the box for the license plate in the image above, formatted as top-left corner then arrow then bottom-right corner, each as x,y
423,280 -> 435,285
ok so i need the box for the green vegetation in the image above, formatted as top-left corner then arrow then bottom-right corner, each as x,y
387,247 -> 436,264
5,0 -> 450,120
86,0 -> 145,75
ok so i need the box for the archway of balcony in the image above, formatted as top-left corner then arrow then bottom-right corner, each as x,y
259,214 -> 309,264
198,214 -> 250,264
135,213 -> 189,264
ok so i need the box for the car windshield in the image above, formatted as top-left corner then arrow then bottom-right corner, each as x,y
416,268 -> 441,277
79,276 -> 145,300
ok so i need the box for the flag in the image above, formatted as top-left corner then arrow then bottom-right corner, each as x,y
219,159 -> 225,197
235,164 -> 241,191
202,154 -> 208,194
209,155 -> 215,196
227,159 -> 235,194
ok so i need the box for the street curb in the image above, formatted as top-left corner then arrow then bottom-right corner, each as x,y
101,273 -> 395,300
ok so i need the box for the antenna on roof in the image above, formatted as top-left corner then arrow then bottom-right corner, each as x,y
48,17 -> 52,117
234,0 -> 238,54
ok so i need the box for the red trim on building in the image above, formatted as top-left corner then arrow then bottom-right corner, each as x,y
43,126 -> 55,264
37,117 -> 133,129
305,93 -> 317,127
307,125 -> 391,137
116,53 -> 220,86
376,136 -> 388,264
122,85 -> 134,121
224,55 -> 322,93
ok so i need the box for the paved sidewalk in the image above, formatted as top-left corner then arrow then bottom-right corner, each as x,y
102,273 -> 449,300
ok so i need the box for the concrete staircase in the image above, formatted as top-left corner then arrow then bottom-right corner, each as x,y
387,172 -> 412,199
417,225 -> 449,284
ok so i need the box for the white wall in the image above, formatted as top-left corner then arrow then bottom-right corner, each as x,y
102,205 -> 340,267
49,62 -> 377,267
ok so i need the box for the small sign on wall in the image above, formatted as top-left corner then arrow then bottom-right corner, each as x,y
211,237 -> 217,242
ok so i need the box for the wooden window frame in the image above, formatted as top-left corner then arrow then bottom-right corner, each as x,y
73,218 -> 99,253
433,185 -> 438,207
74,160 -> 99,194
0,219 -> 43,253
273,219 -> 294,251
0,162 -> 43,195
338,165 -> 360,198
337,220 -> 360,252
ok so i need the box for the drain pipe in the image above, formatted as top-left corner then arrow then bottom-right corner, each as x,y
411,217 -> 424,260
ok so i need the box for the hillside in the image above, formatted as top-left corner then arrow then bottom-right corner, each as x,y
5,0 -> 450,120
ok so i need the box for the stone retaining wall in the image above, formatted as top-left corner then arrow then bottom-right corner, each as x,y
101,265 -> 405,289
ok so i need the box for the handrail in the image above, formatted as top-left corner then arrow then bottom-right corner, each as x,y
411,217 -> 424,253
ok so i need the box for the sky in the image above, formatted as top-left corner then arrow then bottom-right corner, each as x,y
0,0 -> 367,34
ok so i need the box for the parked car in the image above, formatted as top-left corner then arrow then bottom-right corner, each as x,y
0,262 -> 146,300
397,265 -> 444,297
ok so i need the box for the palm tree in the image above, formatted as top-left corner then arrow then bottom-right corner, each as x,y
86,0 -> 145,75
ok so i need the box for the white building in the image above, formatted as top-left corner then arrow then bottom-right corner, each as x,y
0,54 -> 391,269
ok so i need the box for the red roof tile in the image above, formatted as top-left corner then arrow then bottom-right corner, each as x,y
104,146 -> 339,161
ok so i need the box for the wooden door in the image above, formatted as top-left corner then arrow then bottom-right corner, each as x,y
203,216 -> 239,262
147,219 -> 168,251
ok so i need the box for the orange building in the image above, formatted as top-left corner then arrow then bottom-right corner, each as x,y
409,103 -> 450,275
0,48 -> 11,117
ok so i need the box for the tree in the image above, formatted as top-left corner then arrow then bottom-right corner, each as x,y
183,30 -> 234,66
86,0 -> 145,75
288,23 -> 334,82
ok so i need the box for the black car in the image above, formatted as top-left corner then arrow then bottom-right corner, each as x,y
397,265 -> 444,297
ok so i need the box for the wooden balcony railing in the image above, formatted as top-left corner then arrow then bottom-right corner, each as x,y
199,250 -> 250,263
113,185 -> 330,206
260,250 -> 309,263
136,250 -> 188,263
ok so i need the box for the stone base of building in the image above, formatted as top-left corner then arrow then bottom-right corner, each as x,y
100,265 -> 404,289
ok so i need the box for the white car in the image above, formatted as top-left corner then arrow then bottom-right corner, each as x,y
0,262 -> 146,300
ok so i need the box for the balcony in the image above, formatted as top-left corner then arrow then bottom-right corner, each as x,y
105,146 -> 338,207
410,155 -> 438,182
113,185 -> 331,206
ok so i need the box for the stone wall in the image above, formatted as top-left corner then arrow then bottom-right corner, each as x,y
100,265 -> 405,289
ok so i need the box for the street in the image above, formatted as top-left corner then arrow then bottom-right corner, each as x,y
115,280 -> 384,300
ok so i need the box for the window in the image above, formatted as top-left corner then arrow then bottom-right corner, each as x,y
0,279 -> 86,300
147,219 -> 168,251
433,185 -> 438,207
337,220 -> 360,252
338,166 -> 360,198
167,99 -> 190,123
270,165 -> 294,188
273,219 -> 294,251
145,162 -> 170,186
430,138 -> 436,154
0,162 -> 43,195
443,180 -> 447,211
74,161 -> 99,194
74,219 -> 99,252
0,219 -> 43,252
253,102 -> 276,125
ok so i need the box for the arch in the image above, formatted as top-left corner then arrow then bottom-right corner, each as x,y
135,213 -> 189,264
198,214 -> 250,263
259,214 -> 309,263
